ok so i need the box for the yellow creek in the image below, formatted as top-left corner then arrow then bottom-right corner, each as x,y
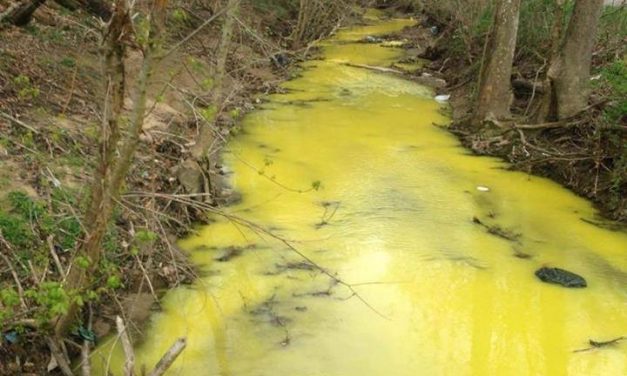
94,13 -> 627,376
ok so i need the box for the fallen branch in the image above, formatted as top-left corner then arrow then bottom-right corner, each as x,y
46,337 -> 74,376
343,62 -> 404,74
0,111 -> 40,134
115,316 -> 135,376
47,235 -> 67,280
126,191 -> 389,320
147,338 -> 187,376
514,121 -> 566,130
574,336 -> 625,353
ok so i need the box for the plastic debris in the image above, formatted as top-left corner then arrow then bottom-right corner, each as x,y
435,94 -> 450,103
77,326 -> 97,343
3,331 -> 18,344
476,186 -> 490,192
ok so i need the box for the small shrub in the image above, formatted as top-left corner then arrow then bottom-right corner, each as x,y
12,74 -> 40,100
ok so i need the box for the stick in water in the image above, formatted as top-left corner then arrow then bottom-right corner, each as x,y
115,316 -> 135,376
147,338 -> 187,376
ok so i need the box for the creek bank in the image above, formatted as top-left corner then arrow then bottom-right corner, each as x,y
0,1 -> 347,372
381,6 -> 626,225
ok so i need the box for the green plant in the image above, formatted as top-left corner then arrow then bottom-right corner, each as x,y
12,74 -> 40,100
0,288 -> 21,324
200,105 -> 217,123
24,282 -> 70,323
171,8 -> 188,22
0,212 -> 35,249
60,57 -> 76,68
600,61 -> 627,124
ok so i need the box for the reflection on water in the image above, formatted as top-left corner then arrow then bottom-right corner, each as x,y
93,12 -> 627,376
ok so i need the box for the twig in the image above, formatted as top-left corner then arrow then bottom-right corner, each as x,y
133,254 -> 159,304
81,340 -> 92,376
514,121 -> 566,130
47,235 -> 67,280
147,338 -> 187,376
81,304 -> 94,376
46,337 -> 74,376
523,60 -> 547,117
160,1 -> 238,60
148,193 -> 389,320
0,235 -> 27,309
0,111 -> 40,134
61,64 -> 79,115
343,62 -> 404,74
115,316 -> 136,376
573,336 -> 625,353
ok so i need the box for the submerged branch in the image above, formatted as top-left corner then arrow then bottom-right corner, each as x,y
123,191 -> 390,320
574,336 -> 626,353
147,338 -> 187,376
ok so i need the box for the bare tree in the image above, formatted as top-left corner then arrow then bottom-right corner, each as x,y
291,0 -> 352,48
474,0 -> 522,122
0,0 -> 111,26
54,0 -> 168,337
178,0 -> 240,202
543,0 -> 605,120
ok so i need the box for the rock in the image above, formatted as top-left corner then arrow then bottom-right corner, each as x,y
363,35 -> 383,43
535,267 -> 587,288
92,318 -> 112,339
270,53 -> 291,68
176,159 -> 205,196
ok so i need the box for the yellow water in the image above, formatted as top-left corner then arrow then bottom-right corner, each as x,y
93,15 -> 627,376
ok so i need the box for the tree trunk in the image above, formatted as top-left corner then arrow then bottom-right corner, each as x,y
83,0 -> 112,20
292,0 -> 310,49
0,0 -> 47,26
537,0 -> 566,121
190,0 -> 238,161
474,0 -> 522,122
178,0 -> 239,202
544,0 -> 604,120
54,0 -> 167,338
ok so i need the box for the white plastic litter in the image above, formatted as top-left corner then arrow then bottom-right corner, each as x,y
476,186 -> 490,192
435,94 -> 450,103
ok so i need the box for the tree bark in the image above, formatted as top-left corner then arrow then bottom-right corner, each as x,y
0,0 -> 47,26
54,0 -> 167,338
536,0 -> 566,121
474,0 -> 522,122
178,0 -> 240,202
545,0 -> 604,120
190,0 -> 238,161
